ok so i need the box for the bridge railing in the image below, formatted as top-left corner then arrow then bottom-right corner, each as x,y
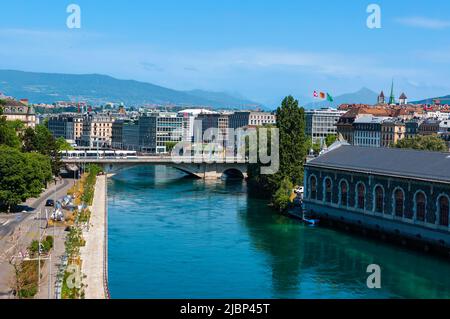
62,155 -> 249,163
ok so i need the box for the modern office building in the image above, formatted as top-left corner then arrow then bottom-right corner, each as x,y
229,111 -> 277,129
111,112 -> 184,153
47,115 -> 76,141
303,145 -> 450,249
305,108 -> 346,144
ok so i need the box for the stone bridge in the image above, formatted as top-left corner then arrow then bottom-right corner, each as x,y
62,156 -> 248,180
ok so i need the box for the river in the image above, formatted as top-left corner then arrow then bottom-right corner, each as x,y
107,166 -> 450,299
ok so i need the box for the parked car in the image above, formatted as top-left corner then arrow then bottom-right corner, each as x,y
45,199 -> 55,207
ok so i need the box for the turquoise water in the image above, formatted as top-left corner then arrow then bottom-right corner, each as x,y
108,166 -> 450,299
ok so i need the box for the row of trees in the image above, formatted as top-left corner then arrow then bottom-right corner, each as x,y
0,103 -> 63,212
395,135 -> 448,152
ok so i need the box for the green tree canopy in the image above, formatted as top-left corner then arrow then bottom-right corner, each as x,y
0,146 -> 52,213
325,134 -> 337,147
56,137 -> 74,151
0,118 -> 21,149
21,124 -> 62,176
248,96 -> 307,211
395,135 -> 448,152
276,96 -> 307,186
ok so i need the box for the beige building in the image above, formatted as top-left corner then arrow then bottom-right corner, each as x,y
1,98 -> 36,128
249,111 -> 276,126
81,114 -> 114,148
74,117 -> 83,140
381,119 -> 406,147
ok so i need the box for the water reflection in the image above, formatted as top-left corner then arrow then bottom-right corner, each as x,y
108,166 -> 450,299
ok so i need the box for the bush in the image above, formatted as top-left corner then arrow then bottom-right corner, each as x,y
273,178 -> 294,212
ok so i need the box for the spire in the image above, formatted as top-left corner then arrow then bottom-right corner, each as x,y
378,91 -> 385,104
389,80 -> 396,105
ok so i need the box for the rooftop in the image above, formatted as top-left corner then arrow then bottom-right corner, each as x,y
306,145 -> 450,184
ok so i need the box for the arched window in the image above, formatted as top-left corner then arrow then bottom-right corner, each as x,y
357,183 -> 365,210
310,176 -> 317,200
324,178 -> 332,203
340,180 -> 348,207
438,196 -> 449,227
415,192 -> 426,222
374,186 -> 384,213
394,189 -> 405,218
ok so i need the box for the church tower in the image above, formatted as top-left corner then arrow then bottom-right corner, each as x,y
399,93 -> 408,105
388,80 -> 396,105
377,91 -> 385,104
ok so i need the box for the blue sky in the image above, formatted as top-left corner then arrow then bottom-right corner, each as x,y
1,0 -> 450,105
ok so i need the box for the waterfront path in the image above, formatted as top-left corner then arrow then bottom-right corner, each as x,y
80,175 -> 108,299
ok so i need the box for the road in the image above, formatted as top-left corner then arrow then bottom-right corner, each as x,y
0,178 -> 75,299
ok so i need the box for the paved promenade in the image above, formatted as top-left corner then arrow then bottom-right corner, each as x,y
80,175 -> 108,299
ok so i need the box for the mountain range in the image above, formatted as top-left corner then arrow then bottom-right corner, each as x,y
412,95 -> 450,105
0,70 -> 261,109
304,87 -> 379,109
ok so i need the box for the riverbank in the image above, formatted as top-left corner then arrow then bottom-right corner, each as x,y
79,174 -> 109,299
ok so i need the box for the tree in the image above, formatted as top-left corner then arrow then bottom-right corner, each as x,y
22,124 -> 62,176
325,134 -> 337,147
56,137 -> 74,151
248,96 -> 308,211
273,178 -> 294,212
22,127 -> 37,153
395,135 -> 448,152
276,96 -> 307,185
0,118 -> 21,148
0,146 -> 52,213
0,146 -> 28,212
165,141 -> 178,153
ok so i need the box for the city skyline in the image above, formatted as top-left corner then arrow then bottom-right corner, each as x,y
1,0 -> 450,106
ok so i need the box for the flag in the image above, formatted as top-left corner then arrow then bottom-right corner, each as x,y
313,91 -> 319,98
319,92 -> 326,99
326,93 -> 334,102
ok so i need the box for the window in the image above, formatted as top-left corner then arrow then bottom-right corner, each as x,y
357,183 -> 365,210
310,176 -> 317,200
415,192 -> 426,222
325,178 -> 332,203
439,196 -> 449,227
340,180 -> 348,206
375,186 -> 384,213
394,189 -> 405,218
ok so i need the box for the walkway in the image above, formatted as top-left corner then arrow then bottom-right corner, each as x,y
80,175 -> 108,299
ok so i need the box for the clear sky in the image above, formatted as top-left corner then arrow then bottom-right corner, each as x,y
1,0 -> 450,105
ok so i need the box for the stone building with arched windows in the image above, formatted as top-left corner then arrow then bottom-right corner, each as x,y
304,145 -> 450,249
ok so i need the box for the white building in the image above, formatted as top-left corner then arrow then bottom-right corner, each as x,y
305,108 -> 346,144
178,109 -> 217,142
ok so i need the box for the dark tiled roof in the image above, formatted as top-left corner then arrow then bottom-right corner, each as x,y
399,93 -> 407,99
306,145 -> 450,183
0,98 -> 24,107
